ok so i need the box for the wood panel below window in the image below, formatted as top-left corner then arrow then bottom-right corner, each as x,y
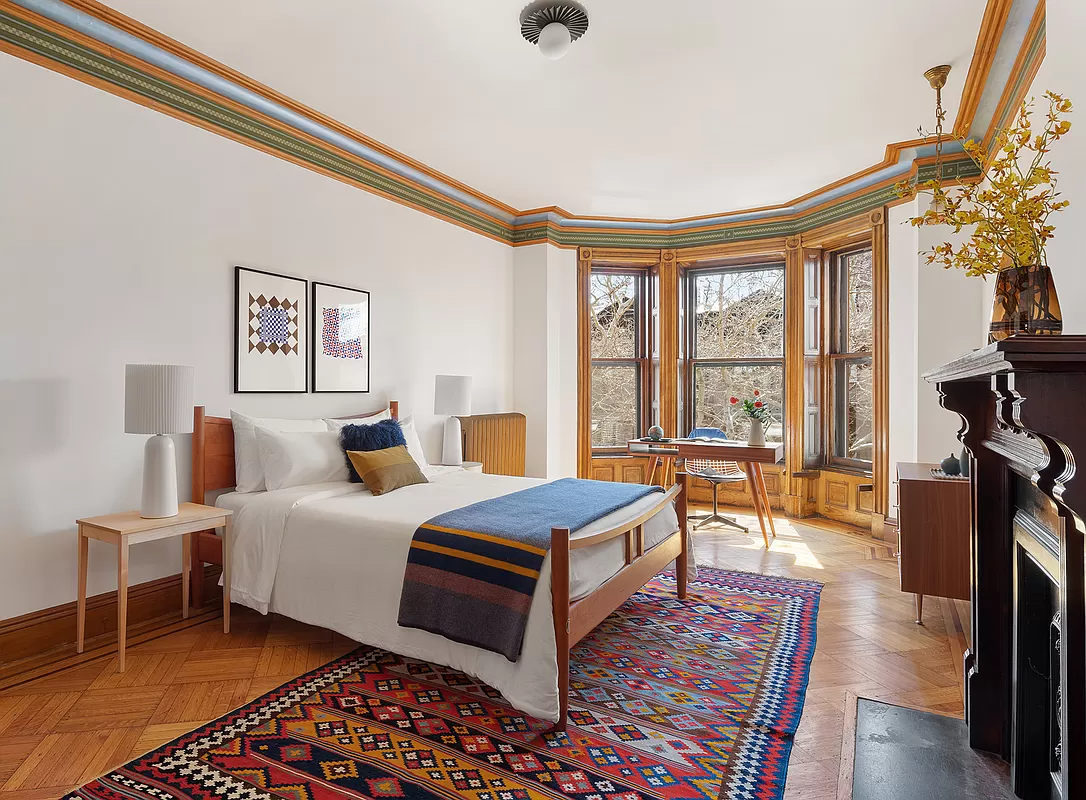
588,456 -> 651,484
816,469 -> 874,528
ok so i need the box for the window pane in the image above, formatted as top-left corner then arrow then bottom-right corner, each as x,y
845,249 -> 873,352
693,267 -> 784,359
591,364 -> 639,447
836,358 -> 873,462
590,274 -> 637,358
693,364 -> 783,442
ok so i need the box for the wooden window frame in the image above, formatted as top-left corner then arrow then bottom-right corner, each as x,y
681,261 -> 787,440
826,242 -> 874,473
586,265 -> 654,457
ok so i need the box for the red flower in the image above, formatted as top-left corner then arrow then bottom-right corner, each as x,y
754,401 -> 763,408
753,390 -> 760,397
729,397 -> 738,404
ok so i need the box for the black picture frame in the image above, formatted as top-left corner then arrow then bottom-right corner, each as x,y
234,265 -> 308,393
310,280 -> 371,393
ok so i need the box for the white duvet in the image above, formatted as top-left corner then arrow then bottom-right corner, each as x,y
217,469 -> 683,721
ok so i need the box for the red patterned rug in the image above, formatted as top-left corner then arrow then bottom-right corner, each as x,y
66,568 -> 821,800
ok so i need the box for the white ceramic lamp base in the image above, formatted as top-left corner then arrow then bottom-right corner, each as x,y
441,416 -> 464,466
141,434 -> 179,518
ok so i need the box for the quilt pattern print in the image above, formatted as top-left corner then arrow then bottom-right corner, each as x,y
65,568 -> 821,800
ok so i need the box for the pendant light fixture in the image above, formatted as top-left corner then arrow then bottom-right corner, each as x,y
924,65 -> 952,214
520,1 -> 589,60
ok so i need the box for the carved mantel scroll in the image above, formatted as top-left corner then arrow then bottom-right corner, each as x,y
924,335 -> 1086,799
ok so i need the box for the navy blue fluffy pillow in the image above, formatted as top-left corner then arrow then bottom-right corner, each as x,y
340,420 -> 407,482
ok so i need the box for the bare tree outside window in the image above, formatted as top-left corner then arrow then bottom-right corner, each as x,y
686,265 -> 785,441
832,247 -> 873,465
589,272 -> 645,449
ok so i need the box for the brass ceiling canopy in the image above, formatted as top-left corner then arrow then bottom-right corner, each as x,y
924,64 -> 952,92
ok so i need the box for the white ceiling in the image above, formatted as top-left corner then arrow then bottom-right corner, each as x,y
107,0 -> 987,219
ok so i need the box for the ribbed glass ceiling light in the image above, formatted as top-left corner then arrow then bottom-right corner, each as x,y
520,1 -> 589,60
924,64 -> 952,214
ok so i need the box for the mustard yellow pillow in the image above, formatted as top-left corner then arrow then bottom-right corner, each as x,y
347,445 -> 428,496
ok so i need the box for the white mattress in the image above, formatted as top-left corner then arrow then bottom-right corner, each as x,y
216,469 -> 684,721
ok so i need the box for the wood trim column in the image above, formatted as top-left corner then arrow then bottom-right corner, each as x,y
782,236 -> 805,516
576,247 -> 593,478
870,208 -> 890,528
658,249 -> 679,438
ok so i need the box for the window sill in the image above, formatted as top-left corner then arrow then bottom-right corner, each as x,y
820,464 -> 873,480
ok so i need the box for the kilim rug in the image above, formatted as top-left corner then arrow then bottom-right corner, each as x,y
65,568 -> 821,800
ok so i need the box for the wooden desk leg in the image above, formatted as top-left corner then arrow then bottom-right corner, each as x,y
181,532 -> 191,620
222,518 -> 232,634
752,464 -> 777,538
648,456 -> 659,486
742,462 -> 770,549
117,538 -> 129,673
76,525 -> 88,654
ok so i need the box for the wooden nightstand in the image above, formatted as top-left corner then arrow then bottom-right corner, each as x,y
461,461 -> 483,473
76,502 -> 233,671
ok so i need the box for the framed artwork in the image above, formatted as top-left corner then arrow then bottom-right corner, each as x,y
234,266 -> 308,393
311,281 -> 371,393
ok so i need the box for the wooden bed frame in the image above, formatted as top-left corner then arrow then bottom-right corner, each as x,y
188,402 -> 688,731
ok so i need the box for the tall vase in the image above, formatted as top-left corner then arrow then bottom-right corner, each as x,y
989,264 -> 1062,343
747,417 -> 766,447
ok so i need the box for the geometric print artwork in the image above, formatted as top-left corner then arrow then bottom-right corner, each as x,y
322,305 -> 366,360
63,568 -> 821,800
249,293 -> 300,355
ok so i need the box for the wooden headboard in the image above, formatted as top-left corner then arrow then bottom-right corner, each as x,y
191,401 -> 399,503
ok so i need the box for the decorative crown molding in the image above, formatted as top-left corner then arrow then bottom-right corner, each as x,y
0,0 -> 1038,249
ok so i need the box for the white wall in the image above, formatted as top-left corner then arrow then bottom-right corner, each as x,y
512,245 -> 577,478
887,199 -> 987,507
0,57 -> 515,620
1033,0 -> 1085,331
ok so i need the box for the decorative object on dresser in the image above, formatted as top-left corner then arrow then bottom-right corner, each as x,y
895,462 -> 969,624
76,503 -> 232,672
456,412 -> 526,476
897,91 -> 1072,343
311,280 -> 370,392
234,265 -> 308,392
434,374 -> 472,465
925,336 -> 1086,799
124,364 -> 194,518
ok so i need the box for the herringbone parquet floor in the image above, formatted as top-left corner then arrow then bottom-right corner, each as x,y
0,508 -> 968,800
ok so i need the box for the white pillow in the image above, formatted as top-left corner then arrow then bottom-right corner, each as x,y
230,410 -> 328,493
399,416 -> 429,472
254,428 -> 348,491
324,407 -> 391,430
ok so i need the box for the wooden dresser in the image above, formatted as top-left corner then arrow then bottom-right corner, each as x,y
896,462 -> 970,624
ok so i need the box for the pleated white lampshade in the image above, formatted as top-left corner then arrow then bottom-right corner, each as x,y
434,375 -> 472,416
124,364 -> 195,435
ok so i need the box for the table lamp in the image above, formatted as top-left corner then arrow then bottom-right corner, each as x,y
125,364 -> 194,518
434,374 -> 472,466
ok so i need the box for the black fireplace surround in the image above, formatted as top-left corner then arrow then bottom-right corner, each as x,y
925,337 -> 1085,800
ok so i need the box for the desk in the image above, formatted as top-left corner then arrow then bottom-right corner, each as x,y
628,439 -> 784,548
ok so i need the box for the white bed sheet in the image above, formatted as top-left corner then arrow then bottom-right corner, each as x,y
216,469 -> 682,722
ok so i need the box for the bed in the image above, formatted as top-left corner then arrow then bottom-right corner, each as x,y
188,402 -> 689,728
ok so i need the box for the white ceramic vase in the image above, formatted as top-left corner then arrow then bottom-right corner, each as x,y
747,417 -> 766,447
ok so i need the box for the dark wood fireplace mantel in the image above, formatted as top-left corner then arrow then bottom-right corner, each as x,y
925,336 -> 1085,800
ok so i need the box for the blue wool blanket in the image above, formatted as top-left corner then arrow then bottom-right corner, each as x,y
397,478 -> 664,660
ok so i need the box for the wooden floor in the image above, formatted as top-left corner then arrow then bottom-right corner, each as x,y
0,507 -> 969,800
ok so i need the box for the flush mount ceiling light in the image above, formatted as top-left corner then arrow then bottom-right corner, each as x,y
520,1 -> 589,60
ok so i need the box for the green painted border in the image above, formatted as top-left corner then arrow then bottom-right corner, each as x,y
0,7 -> 982,250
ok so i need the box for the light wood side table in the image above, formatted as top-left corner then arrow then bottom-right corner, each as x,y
76,502 -> 233,671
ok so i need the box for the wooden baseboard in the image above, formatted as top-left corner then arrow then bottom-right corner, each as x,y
0,564 -> 222,671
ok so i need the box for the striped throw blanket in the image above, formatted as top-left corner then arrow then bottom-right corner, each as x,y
397,478 -> 665,661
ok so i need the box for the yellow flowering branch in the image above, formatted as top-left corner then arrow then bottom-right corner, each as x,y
895,91 -> 1072,277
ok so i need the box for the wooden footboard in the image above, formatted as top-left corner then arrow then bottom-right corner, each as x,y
551,471 -> 688,731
